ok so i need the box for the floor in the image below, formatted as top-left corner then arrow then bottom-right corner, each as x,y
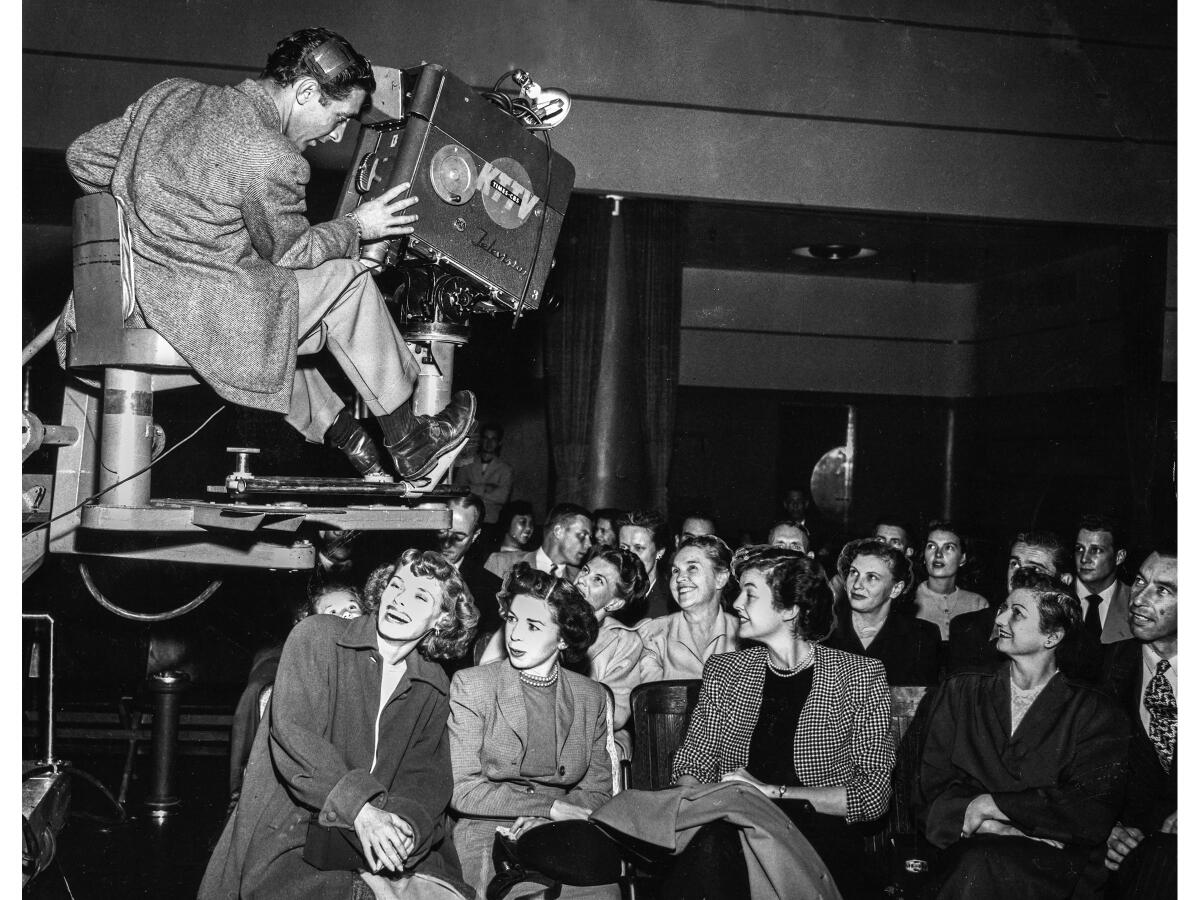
26,753 -> 230,900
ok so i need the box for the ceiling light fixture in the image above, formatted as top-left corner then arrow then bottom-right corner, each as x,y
792,243 -> 877,261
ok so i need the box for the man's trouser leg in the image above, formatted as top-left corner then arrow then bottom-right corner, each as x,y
285,259 -> 421,442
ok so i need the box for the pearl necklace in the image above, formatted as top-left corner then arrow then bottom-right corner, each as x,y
767,644 -> 816,677
519,663 -> 560,687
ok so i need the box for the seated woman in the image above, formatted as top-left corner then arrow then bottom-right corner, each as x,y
573,547 -> 649,756
914,569 -> 1130,900
485,500 -> 536,579
670,546 -> 894,898
616,508 -> 672,622
913,520 -> 988,641
825,537 -> 941,685
636,534 -> 742,681
449,563 -> 619,899
200,549 -> 479,900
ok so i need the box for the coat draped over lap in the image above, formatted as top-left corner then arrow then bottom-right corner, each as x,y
198,615 -> 467,900
60,77 -> 359,412
914,664 -> 1130,850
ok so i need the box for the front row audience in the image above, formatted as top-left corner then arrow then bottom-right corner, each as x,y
210,508 -> 1176,900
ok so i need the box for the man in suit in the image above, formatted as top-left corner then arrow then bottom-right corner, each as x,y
1071,514 -> 1133,681
60,27 -> 474,481
494,503 -> 593,584
436,493 -> 503,636
1102,546 -> 1177,899
461,423 -> 514,530
946,530 -> 1073,674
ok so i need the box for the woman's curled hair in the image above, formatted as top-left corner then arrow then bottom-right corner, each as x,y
1009,566 -> 1082,641
588,546 -> 649,604
837,537 -> 915,605
498,562 -> 598,665
363,549 -> 479,661
732,545 -> 835,642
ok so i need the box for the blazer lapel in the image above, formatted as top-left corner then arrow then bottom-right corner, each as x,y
1102,582 -> 1134,643
496,663 -> 528,751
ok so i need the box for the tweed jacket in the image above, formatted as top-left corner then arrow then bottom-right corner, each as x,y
671,644 -> 894,823
448,660 -> 614,820
62,77 -> 359,413
915,664 -> 1129,850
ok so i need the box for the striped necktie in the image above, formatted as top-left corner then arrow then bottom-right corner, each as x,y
1144,659 -> 1176,771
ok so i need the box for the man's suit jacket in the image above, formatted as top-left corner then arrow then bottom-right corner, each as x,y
1099,580 -> 1134,643
1101,638 -> 1177,832
448,660 -> 614,819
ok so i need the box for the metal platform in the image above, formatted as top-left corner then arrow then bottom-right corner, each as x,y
209,474 -> 471,499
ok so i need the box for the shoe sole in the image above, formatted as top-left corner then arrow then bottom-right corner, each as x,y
401,395 -> 477,484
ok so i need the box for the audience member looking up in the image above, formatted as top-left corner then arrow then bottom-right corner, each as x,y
1102,545 -> 1178,899
448,563 -> 617,899
916,569 -> 1128,899
617,509 -> 673,621
1071,513 -> 1134,682
462,423 -> 513,530
592,508 -> 623,551
670,545 -> 894,898
484,500 -> 536,579
827,538 -> 940,685
914,520 -> 988,641
636,534 -> 742,681
200,549 -> 479,898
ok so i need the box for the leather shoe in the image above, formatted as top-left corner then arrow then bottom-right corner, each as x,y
324,419 -> 389,479
386,390 -> 476,481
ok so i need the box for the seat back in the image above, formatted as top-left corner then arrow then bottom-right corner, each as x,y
67,193 -> 193,372
629,679 -> 702,790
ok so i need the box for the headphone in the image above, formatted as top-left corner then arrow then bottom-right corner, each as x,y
310,37 -> 360,80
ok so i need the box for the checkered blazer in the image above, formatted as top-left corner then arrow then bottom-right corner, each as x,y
448,660 -> 614,819
671,643 -> 894,823
61,78 -> 358,413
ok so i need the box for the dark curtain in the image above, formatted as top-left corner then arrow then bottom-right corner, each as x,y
543,195 -> 611,504
623,200 -> 683,512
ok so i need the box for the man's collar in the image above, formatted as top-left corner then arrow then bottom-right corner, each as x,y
534,546 -> 556,573
1142,642 -> 1178,671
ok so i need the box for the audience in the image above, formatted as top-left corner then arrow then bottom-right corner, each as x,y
435,493 -> 503,637
201,549 -> 478,899
592,507 -> 623,551
1102,544 -> 1177,899
636,534 -> 743,680
461,422 -> 514,533
914,520 -> 988,641
490,502 -> 592,583
915,568 -> 1129,899
484,499 -> 536,578
448,563 -> 618,899
676,511 -> 718,545
767,519 -> 811,554
616,509 -> 673,621
872,515 -> 916,559
826,538 -> 940,685
670,546 -> 893,898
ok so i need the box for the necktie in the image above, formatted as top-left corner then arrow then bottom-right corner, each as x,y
1144,659 -> 1176,771
1083,594 -> 1103,639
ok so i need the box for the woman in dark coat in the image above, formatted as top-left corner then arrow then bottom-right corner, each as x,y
199,549 -> 479,900
914,568 -> 1130,899
826,537 -> 941,685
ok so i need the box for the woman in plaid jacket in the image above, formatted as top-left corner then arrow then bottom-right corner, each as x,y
671,546 -> 894,898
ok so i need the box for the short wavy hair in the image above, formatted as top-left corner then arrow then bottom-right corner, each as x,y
1009,567 -> 1082,640
733,545 -> 834,641
616,509 -> 671,554
586,546 -> 648,605
363,549 -> 479,661
261,27 -> 375,101
837,537 -> 915,602
498,562 -> 598,665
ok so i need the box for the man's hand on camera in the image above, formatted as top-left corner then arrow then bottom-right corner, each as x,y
353,183 -> 420,241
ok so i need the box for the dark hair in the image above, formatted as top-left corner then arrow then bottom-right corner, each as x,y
616,509 -> 670,553
1012,530 -> 1072,578
545,502 -> 593,533
363,549 -> 479,661
1075,513 -> 1126,553
261,27 -> 375,101
678,510 -> 718,533
1009,567 -> 1082,641
481,422 -> 505,442
837,537 -> 915,600
593,507 -> 624,528
499,500 -> 535,531
732,545 -> 834,641
449,492 -> 486,531
872,515 -> 915,547
587,547 -> 648,604
498,562 -> 598,665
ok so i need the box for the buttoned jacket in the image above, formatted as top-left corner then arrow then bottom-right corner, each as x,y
62,78 -> 359,413
671,644 -> 894,823
636,609 -> 743,682
448,660 -> 614,820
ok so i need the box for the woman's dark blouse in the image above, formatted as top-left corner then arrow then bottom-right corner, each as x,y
747,667 -> 815,786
